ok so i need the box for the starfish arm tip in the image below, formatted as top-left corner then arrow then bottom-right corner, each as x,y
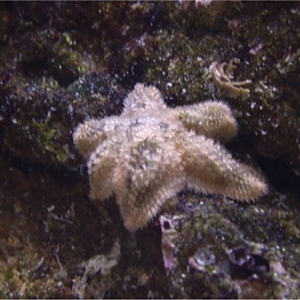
73,119 -> 105,159
123,83 -> 167,115
175,100 -> 238,143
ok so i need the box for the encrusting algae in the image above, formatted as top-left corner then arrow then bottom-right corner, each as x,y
209,61 -> 252,100
73,83 -> 268,231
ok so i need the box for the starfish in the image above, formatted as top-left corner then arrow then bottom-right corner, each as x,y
73,83 -> 268,231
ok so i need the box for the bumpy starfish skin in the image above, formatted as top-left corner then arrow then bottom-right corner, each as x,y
73,83 -> 268,231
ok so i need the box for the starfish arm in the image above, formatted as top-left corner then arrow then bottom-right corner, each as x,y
73,119 -> 104,159
172,101 -> 238,144
183,135 -> 268,201
112,138 -> 184,231
73,117 -> 123,159
122,83 -> 167,116
88,138 -> 121,201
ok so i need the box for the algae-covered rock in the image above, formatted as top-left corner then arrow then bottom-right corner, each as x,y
0,1 -> 300,298
106,1 -> 300,175
0,73 -> 127,168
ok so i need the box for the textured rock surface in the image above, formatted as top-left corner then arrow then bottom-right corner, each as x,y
0,2 -> 300,298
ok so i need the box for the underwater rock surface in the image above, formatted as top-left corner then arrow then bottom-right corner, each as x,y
0,2 -> 300,298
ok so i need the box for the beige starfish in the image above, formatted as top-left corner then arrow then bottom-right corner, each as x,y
73,83 -> 268,231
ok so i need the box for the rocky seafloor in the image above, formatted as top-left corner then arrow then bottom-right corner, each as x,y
0,1 -> 299,298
